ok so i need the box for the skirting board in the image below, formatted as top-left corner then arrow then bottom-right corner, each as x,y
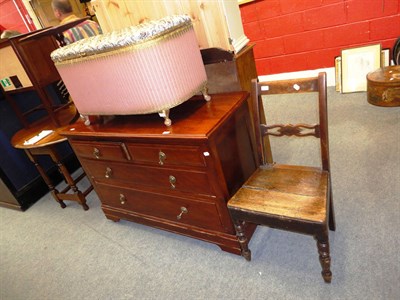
258,67 -> 336,87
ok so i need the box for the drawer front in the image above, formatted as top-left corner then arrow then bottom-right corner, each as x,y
71,140 -> 130,161
126,143 -> 206,167
96,183 -> 224,231
81,159 -> 214,196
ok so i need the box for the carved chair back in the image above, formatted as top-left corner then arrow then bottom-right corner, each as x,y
252,72 -> 330,172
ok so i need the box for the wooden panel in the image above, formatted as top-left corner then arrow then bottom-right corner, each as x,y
179,0 -> 208,48
91,0 -> 133,32
196,0 -> 229,49
12,35 -> 60,86
91,0 -> 231,49
235,44 -> 258,93
0,44 -> 32,90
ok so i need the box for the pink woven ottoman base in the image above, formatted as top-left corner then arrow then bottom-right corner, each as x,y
55,27 -> 209,126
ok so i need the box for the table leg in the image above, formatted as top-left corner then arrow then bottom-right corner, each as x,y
25,149 -> 66,209
48,146 -> 89,210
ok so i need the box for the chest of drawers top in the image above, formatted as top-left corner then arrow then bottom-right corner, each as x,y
61,92 -> 249,141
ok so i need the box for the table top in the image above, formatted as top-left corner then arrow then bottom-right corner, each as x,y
11,104 -> 79,149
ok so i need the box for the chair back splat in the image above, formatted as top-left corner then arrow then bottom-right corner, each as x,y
228,72 -> 336,283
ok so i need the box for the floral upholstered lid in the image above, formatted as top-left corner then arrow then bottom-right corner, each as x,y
51,15 -> 192,63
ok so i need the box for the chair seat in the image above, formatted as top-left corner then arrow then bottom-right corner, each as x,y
228,164 -> 328,223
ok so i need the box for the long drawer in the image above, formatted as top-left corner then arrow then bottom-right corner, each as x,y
96,183 -> 224,232
81,158 -> 214,196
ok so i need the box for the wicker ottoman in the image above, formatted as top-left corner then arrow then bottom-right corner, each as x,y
51,15 -> 210,126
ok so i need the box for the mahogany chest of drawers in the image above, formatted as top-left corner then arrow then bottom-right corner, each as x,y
61,92 -> 257,255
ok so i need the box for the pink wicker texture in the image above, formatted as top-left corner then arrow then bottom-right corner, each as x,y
55,27 -> 206,115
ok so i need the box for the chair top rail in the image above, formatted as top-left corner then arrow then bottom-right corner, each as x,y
256,77 -> 319,95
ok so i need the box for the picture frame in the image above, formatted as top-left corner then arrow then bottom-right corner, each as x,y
334,56 -> 342,92
341,44 -> 381,93
381,48 -> 390,67
238,0 -> 256,5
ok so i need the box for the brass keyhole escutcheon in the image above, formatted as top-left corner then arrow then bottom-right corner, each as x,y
105,167 -> 112,178
176,206 -> 188,220
169,175 -> 176,189
93,147 -> 100,159
119,194 -> 126,205
159,151 -> 166,165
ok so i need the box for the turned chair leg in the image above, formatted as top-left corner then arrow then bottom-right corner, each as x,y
316,232 -> 332,283
233,220 -> 251,261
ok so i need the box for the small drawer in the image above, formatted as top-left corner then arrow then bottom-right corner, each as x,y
96,183 -> 224,231
71,141 -> 131,161
80,159 -> 214,196
126,143 -> 206,167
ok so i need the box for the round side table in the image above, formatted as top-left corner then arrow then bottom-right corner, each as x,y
11,106 -> 93,210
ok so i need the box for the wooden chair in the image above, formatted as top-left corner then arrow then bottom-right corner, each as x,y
227,72 -> 336,283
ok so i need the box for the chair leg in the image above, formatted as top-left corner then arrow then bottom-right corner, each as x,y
233,220 -> 252,261
328,185 -> 336,231
316,232 -> 332,283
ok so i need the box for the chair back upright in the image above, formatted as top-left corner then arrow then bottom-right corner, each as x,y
251,72 -> 330,171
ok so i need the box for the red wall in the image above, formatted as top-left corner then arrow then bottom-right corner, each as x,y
240,0 -> 400,76
0,0 -> 30,34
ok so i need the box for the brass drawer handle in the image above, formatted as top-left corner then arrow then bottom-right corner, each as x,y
120,142 -> 131,160
105,167 -> 112,178
169,175 -> 176,189
159,151 -> 166,165
93,147 -> 100,159
119,194 -> 126,205
177,206 -> 188,220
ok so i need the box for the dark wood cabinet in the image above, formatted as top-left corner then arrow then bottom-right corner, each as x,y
61,92 -> 257,254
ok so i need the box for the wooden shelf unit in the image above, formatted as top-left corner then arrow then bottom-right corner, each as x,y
0,29 -> 74,128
